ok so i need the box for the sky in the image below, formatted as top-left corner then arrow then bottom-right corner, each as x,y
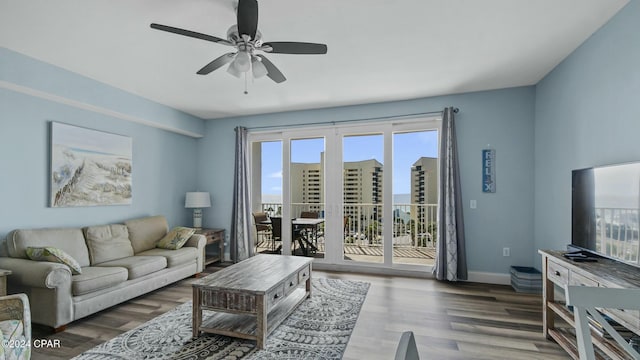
593,163 -> 640,208
261,130 -> 438,199
52,122 -> 131,156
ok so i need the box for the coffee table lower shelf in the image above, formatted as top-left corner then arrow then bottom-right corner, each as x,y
197,287 -> 308,343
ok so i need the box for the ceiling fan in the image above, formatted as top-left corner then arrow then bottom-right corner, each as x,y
150,0 -> 327,86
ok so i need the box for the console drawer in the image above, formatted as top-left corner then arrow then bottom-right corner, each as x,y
547,260 -> 569,286
570,271 -> 598,287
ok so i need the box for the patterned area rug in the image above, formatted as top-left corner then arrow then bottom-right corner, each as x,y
73,278 -> 369,360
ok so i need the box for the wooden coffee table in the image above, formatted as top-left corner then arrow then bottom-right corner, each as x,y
192,254 -> 312,349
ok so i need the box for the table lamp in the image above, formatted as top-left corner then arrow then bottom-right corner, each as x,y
185,192 -> 211,229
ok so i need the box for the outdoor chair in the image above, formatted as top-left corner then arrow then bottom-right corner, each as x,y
252,212 -> 271,250
270,216 -> 282,252
270,217 -> 303,255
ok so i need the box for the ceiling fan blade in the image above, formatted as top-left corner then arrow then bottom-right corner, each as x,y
237,0 -> 258,40
197,53 -> 236,75
150,23 -> 231,45
256,55 -> 286,83
262,42 -> 327,54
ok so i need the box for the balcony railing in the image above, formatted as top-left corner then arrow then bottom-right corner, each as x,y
260,202 -> 438,249
596,207 -> 640,264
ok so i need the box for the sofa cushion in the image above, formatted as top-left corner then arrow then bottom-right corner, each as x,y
26,246 -> 82,275
72,266 -> 128,296
125,216 -> 169,254
156,227 -> 195,250
7,228 -> 90,267
137,247 -> 198,268
83,224 -> 134,265
97,256 -> 167,280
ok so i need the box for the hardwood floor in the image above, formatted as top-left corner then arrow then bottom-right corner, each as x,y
31,265 -> 570,360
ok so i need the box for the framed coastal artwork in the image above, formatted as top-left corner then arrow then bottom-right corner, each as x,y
50,122 -> 132,207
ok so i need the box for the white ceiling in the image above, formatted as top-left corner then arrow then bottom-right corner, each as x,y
0,0 -> 629,120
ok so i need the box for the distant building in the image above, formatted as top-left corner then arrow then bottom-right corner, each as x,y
291,154 -> 383,225
343,158 -> 383,223
410,157 -> 438,231
289,155 -> 437,234
290,160 -> 323,213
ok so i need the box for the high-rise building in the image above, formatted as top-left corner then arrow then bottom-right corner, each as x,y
289,155 -> 436,238
410,157 -> 438,232
343,159 -> 383,226
290,161 -> 323,213
290,154 -> 383,226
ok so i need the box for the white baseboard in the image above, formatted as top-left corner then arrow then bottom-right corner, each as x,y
466,271 -> 511,285
313,262 -> 512,285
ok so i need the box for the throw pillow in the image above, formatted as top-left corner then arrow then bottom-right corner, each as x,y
26,247 -> 83,275
156,227 -> 196,250
83,224 -> 134,265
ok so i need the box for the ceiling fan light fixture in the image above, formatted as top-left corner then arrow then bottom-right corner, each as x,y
251,56 -> 268,78
227,60 -> 243,78
232,50 -> 251,72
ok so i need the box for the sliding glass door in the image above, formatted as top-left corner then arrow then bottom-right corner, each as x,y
290,137 -> 326,259
392,130 -> 439,266
342,133 -> 384,264
249,116 -> 440,270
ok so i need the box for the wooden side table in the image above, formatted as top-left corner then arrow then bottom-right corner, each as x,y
0,269 -> 11,296
195,228 -> 225,266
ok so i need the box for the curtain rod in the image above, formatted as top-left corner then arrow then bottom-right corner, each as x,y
245,107 -> 459,131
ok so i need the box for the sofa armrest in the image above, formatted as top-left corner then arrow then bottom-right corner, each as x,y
0,257 -> 72,289
184,234 -> 206,272
184,233 -> 206,250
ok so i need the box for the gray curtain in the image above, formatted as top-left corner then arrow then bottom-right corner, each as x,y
231,126 -> 254,262
433,107 -> 468,281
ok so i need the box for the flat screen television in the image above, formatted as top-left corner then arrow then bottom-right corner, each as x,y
571,162 -> 640,267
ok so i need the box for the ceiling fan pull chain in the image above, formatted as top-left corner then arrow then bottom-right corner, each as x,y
244,72 -> 249,95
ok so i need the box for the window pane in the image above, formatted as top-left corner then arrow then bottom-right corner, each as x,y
343,134 -> 384,263
291,138 -> 325,259
392,130 -> 438,265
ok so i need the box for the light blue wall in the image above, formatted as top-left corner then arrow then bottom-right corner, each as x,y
533,0 -> 640,265
0,47 -> 204,137
0,50 -> 205,238
201,87 -> 536,273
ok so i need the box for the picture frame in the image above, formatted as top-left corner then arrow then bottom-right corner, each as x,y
50,122 -> 132,207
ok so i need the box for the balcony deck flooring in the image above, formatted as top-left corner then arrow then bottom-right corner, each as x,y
256,241 -> 436,264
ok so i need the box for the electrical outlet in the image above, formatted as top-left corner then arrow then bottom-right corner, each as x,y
503,247 -> 510,257
470,200 -> 477,209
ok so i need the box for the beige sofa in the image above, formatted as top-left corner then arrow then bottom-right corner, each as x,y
0,215 -> 205,330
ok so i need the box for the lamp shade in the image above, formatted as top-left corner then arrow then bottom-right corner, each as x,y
185,192 -> 211,208
252,56 -> 268,78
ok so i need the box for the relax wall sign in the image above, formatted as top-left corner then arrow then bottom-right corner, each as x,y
482,149 -> 496,193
